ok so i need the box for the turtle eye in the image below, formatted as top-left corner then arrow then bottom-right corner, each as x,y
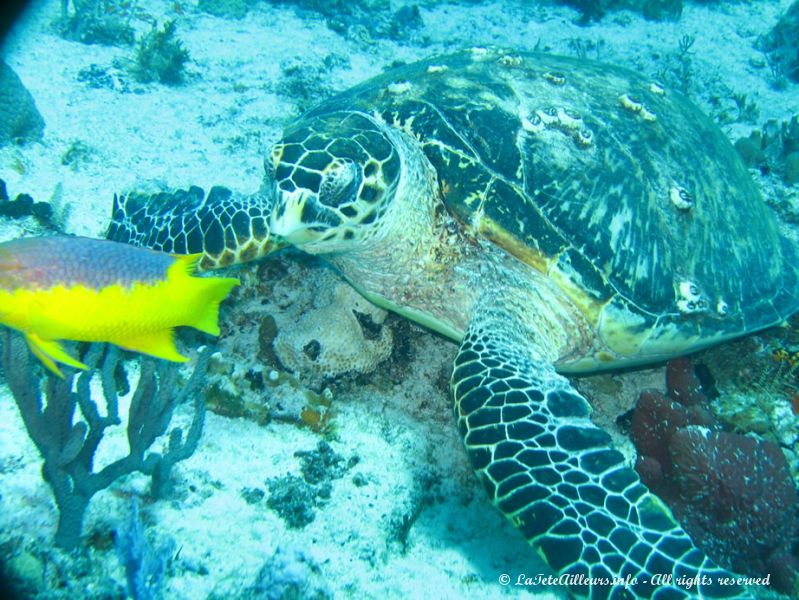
318,158 -> 361,209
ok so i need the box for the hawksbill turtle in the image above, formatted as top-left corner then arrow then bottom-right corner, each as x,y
106,48 -> 798,598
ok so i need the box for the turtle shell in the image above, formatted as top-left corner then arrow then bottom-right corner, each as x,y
304,48 -> 799,366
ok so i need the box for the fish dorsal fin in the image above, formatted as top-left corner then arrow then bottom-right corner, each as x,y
171,252 -> 203,275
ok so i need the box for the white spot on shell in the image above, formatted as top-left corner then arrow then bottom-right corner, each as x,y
676,279 -> 708,314
575,128 -> 594,147
557,108 -> 582,129
670,186 -> 694,210
536,108 -> 560,126
620,94 -> 656,122
522,114 -> 545,134
543,72 -> 566,86
677,299 -> 698,313
387,81 -> 412,94
679,280 -> 701,300
427,65 -> 448,73
526,106 -> 593,146
499,54 -> 523,66
640,107 -> 657,122
608,207 -> 632,251
620,94 -> 643,112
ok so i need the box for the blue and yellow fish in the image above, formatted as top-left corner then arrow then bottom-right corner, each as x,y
0,236 -> 239,376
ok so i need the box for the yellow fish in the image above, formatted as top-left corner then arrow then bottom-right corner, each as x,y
0,235 -> 239,376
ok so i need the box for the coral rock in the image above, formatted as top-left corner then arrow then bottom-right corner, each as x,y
760,0 -> 799,83
0,61 -> 44,147
274,282 -> 392,382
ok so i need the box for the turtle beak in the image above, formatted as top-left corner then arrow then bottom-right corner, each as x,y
271,194 -> 314,244
270,189 -> 340,247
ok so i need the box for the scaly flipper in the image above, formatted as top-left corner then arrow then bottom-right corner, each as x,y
451,301 -> 748,599
106,186 -> 280,269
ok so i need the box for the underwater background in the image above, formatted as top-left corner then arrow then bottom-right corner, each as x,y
1,0 -> 799,598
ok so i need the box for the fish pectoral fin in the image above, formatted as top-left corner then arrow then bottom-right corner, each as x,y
25,333 -> 88,378
117,329 -> 188,363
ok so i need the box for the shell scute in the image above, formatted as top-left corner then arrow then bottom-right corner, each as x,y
302,49 -> 799,350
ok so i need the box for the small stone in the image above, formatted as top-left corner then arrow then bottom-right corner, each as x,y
208,351 -> 229,375
241,486 -> 266,505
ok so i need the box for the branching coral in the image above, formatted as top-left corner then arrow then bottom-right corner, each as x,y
0,330 -> 209,549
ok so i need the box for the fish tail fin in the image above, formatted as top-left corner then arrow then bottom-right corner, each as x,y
25,333 -> 88,378
188,276 -> 240,336
165,253 -> 239,335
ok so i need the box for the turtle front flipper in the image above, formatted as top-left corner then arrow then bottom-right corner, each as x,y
106,185 -> 280,270
451,305 -> 748,599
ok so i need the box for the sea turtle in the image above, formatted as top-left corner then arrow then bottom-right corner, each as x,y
106,48 -> 798,598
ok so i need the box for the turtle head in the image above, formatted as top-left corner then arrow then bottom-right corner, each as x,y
267,113 -> 402,254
